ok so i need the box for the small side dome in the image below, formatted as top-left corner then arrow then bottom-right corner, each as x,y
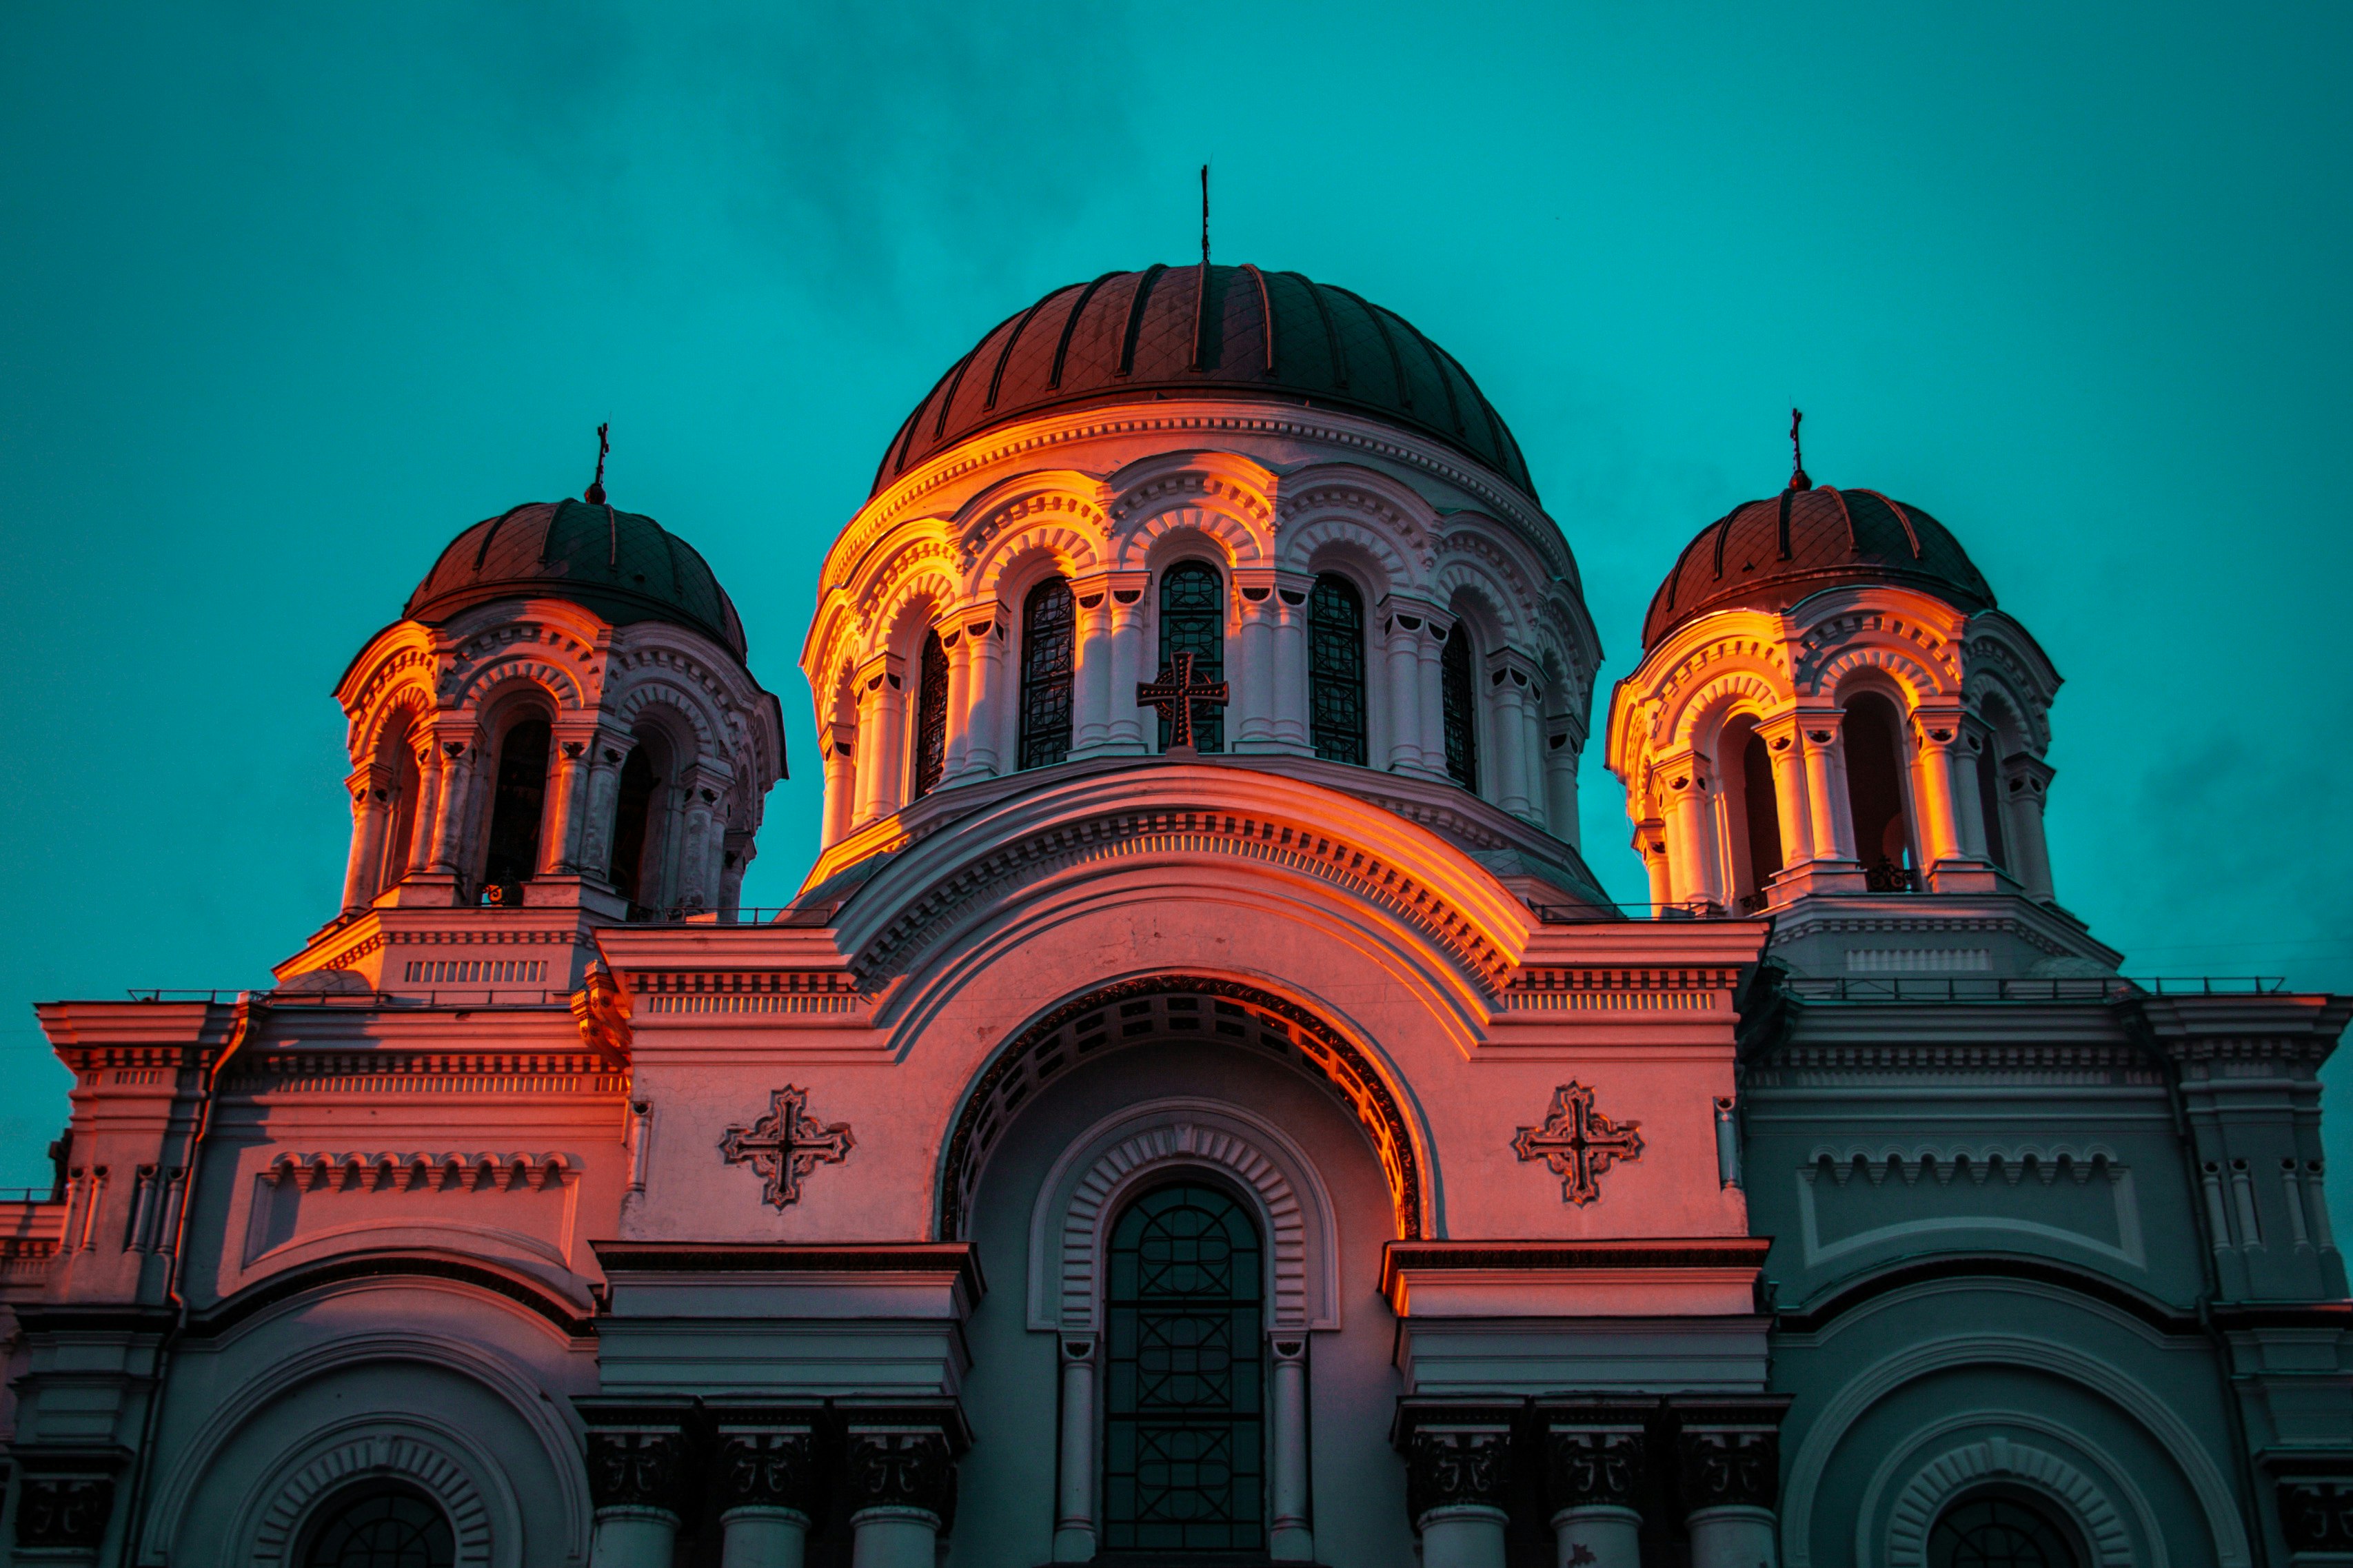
1642,483 -> 1995,647
405,498 -> 748,659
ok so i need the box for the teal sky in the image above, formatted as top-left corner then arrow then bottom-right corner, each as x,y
3,3 -> 2349,1196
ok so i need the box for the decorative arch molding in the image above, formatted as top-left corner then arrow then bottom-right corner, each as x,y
1779,1332 -> 2251,1568
1877,1429 -> 2141,1568
143,1326 -> 588,1568
1664,669 -> 1792,755
1431,556 -> 1535,646
243,1418 -> 503,1567
1803,642 -> 1957,709
1107,449 -> 1278,531
853,537 -> 962,624
938,975 -> 1426,1245
970,522 -> 1104,602
1114,502 -> 1266,573
1279,512 -> 1416,600
607,677 -> 723,755
1025,1099 -> 1343,1334
447,655 -> 589,715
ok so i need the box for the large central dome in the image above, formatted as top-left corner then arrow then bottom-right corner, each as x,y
871,263 -> 1534,497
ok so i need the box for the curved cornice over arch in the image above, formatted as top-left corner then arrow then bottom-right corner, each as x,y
243,1421 -> 503,1568
1878,1430 -> 2140,1568
826,765 -> 1533,997
1026,1098 -> 1344,1333
936,975 -> 1427,1244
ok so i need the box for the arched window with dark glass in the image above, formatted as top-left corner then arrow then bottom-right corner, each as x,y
913,629 -> 951,800
608,742 -> 660,908
1727,715 -> 1784,908
1019,578 -> 1075,770
1927,1493 -> 2080,1568
1307,574 -> 1366,765
1103,1181 -> 1264,1550
1440,624 -> 1478,790
1156,562 -> 1226,754
301,1483 -> 456,1568
479,717 -> 551,899
1843,692 -> 1917,891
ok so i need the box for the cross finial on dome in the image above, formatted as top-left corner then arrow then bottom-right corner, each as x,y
585,422 -> 611,506
1788,407 -> 1811,492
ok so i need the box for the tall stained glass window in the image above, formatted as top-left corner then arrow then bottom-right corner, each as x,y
1102,1182 -> 1265,1550
913,629 -> 950,800
1307,575 -> 1366,765
1156,562 -> 1225,753
1019,578 -> 1075,770
1440,626 -> 1479,791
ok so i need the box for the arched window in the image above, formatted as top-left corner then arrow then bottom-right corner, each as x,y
1725,715 -> 1784,908
1927,1493 -> 2081,1568
1975,740 -> 2010,874
1103,1181 -> 1264,1550
301,1482 -> 456,1568
913,628 -> 950,800
1019,578 -> 1075,770
1843,693 -> 1916,892
1440,625 -> 1478,790
1156,562 -> 1226,753
1307,575 -> 1366,765
608,743 -> 660,908
480,717 -> 551,899
376,722 -> 422,897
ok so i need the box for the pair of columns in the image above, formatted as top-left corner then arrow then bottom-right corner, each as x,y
1393,1394 -> 1790,1568
1049,1333 -> 1315,1562
579,1399 -> 964,1568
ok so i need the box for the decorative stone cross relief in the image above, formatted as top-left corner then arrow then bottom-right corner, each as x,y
1137,651 -> 1230,752
720,1086 -> 855,1208
1513,1081 -> 1644,1206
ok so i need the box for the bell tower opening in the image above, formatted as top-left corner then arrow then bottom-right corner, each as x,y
609,742 -> 660,907
480,717 -> 551,898
1722,715 -> 1784,906
1842,692 -> 1916,891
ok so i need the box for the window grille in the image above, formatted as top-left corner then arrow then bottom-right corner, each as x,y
1307,576 -> 1366,765
1102,1182 -> 1265,1550
1926,1495 -> 2080,1568
301,1483 -> 456,1568
1156,562 -> 1225,753
913,630 -> 950,800
1440,627 -> 1478,790
1019,579 -> 1075,770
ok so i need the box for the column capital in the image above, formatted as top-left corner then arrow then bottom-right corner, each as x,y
1537,1398 -> 1657,1516
842,1402 -> 969,1529
1376,593 -> 1448,636
855,649 -> 907,691
1666,1394 -> 1790,1513
950,598 -> 1009,639
1393,1398 -> 1519,1526
576,1398 -> 698,1518
707,1402 -> 825,1522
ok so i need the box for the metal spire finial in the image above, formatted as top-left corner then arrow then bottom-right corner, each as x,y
1200,163 -> 1211,268
585,422 -> 610,505
1788,407 -> 1811,491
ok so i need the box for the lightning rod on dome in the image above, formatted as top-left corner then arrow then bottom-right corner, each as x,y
1200,163 -> 1211,268
1788,406 -> 1811,492
585,421 -> 611,505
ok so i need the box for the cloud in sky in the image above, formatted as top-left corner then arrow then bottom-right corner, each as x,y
2,1 -> 2348,1188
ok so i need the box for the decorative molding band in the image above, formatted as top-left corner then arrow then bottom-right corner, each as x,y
1805,1146 -> 2125,1188
1381,1239 -> 1770,1294
182,1253 -> 597,1339
856,806 -> 1508,990
263,1152 -> 583,1192
225,1054 -> 627,1095
939,976 -> 1424,1241
645,993 -> 860,1016
588,1241 -> 982,1298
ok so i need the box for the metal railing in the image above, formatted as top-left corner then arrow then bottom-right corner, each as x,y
1782,975 -> 2286,1004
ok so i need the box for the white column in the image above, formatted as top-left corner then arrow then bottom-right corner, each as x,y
1542,724 -> 1581,844
1951,730 -> 1992,862
851,655 -> 905,823
1053,1339 -> 1096,1562
676,780 -> 718,909
1637,826 -> 1672,914
2004,755 -> 2057,899
1488,659 -> 1534,817
1233,577 -> 1279,751
341,773 -> 388,910
939,629 -> 973,784
405,740 -> 443,875
849,1509 -> 938,1567
1662,762 -> 1718,910
1105,584 -> 1149,753
425,740 -> 474,873
1382,613 -> 1423,772
1069,583 -> 1113,756
960,609 -> 1007,778
1553,1506 -> 1642,1568
720,1507 -> 809,1567
1688,1505 -> 1778,1568
1269,1337 -> 1313,1559
1420,1507 -> 1508,1568
1416,622 -> 1451,780
541,735 -> 593,874
1797,711 -> 1856,862
820,724 -> 856,848
580,735 -> 629,880
1761,716 -> 1812,866
1272,584 -> 1310,751
589,1509 -> 677,1568
1906,713 -> 1967,868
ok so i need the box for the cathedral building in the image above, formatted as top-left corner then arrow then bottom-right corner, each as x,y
4,262 -> 2348,1568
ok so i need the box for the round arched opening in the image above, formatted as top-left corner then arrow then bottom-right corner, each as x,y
297,1480 -> 457,1568
1927,1488 -> 2083,1568
1841,690 -> 1917,891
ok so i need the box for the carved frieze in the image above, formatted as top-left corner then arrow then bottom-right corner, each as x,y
15,1476 -> 114,1549
715,1420 -> 822,1519
845,1428 -> 958,1524
1544,1425 -> 1648,1512
2279,1475 -> 2353,1551
1403,1424 -> 1515,1523
1513,1082 -> 1644,1206
720,1086 -> 855,1208
585,1427 -> 692,1514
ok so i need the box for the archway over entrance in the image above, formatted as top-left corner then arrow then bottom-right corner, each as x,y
936,975 -> 1424,1241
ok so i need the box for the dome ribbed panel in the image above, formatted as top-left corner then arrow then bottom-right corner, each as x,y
405,499 -> 747,658
1641,486 -> 1997,648
869,264 -> 1535,496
